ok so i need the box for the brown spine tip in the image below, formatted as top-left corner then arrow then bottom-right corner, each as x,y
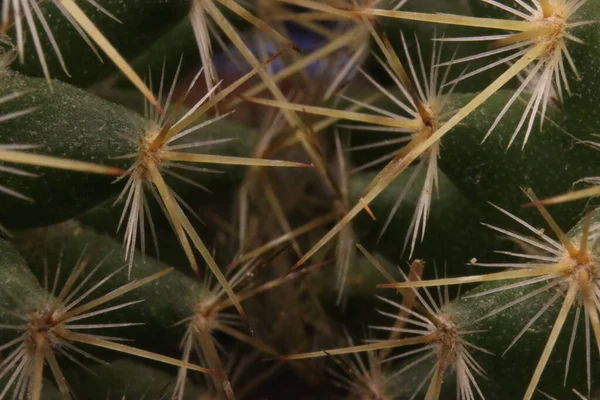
289,42 -> 305,54
225,260 -> 239,271
151,99 -> 165,116
238,94 -> 253,103
360,198 -> 376,221
488,41 -> 503,50
210,369 -> 227,378
107,167 -> 128,176
521,200 -> 538,208
276,353 -> 298,361
238,307 -> 249,321
265,50 -> 285,64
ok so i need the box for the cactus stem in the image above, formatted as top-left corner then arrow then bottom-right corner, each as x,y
354,0 -> 595,148
281,263 -> 489,399
375,191 -> 600,397
262,24 -> 456,265
113,57 -> 313,319
148,162 -> 247,319
2,0 -> 161,111
293,42 -> 545,269
0,253 -> 217,398
0,91 -> 124,231
58,0 -> 162,113
173,258 -> 328,399
531,135 -> 599,206
0,147 -> 37,203
56,267 -> 173,322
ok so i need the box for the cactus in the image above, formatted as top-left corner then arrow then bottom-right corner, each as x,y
0,0 -> 599,399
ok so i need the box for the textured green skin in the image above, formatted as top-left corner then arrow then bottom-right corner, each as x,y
153,116 -> 264,195
0,240 -> 83,398
77,116 -> 264,266
3,380 -> 62,400
342,85 -> 597,234
448,285 -> 591,400
0,239 -> 47,344
319,253 -> 396,330
0,71 -> 141,228
395,209 -> 600,399
463,0 -> 533,95
350,168 -> 500,272
2,381 -> 62,399
452,283 -> 577,400
563,1 -> 600,133
79,198 -> 199,272
466,0 -> 511,19
464,1 -> 600,135
319,253 -> 392,299
118,18 -> 200,92
368,0 -> 507,94
79,194 -> 194,268
0,2 -> 596,398
440,90 -> 598,231
0,240 -> 80,399
0,69 -> 259,229
8,0 -> 191,86
67,358 -> 204,400
15,224 -> 208,354
40,381 -> 62,400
